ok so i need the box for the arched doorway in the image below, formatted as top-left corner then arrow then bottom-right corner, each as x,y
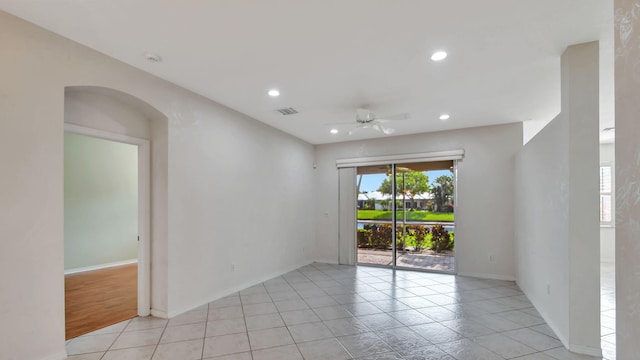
63,86 -> 166,338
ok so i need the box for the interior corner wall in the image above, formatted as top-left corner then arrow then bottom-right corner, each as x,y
0,10 -> 315,360
515,42 -> 600,355
64,133 -> 138,270
314,123 -> 522,280
600,143 -> 615,263
614,1 -> 640,357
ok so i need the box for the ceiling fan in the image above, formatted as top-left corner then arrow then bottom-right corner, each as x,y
330,108 -> 410,135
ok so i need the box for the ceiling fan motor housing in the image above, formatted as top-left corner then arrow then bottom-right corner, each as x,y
357,110 -> 376,123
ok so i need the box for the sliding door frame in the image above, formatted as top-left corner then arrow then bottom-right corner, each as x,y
339,150 -> 463,273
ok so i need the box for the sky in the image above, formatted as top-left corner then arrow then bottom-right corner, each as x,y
358,169 -> 452,193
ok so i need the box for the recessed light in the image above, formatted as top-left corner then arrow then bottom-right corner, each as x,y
431,51 -> 447,61
268,89 -> 280,97
330,129 -> 339,134
439,114 -> 450,120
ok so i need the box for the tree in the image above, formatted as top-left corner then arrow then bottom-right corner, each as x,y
430,174 -> 454,212
378,172 -> 430,209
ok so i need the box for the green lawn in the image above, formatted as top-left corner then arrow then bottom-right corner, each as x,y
357,210 -> 454,222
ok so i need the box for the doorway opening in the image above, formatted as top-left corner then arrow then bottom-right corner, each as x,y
356,160 -> 456,272
63,125 -> 150,339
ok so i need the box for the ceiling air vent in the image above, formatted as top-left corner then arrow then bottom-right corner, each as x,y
276,107 -> 298,115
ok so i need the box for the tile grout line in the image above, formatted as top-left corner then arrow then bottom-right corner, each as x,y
72,263 -> 602,360
302,265 -> 356,359
281,266 -> 324,359
144,318 -> 169,360
200,302 -> 211,360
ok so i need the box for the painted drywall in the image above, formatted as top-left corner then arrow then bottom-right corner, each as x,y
64,133 -> 138,270
65,90 -> 152,140
515,42 -> 600,355
315,123 -> 522,280
614,1 -> 640,358
165,96 -> 316,316
600,142 -> 615,263
515,112 -> 571,346
149,105 -> 170,317
0,11 -> 314,360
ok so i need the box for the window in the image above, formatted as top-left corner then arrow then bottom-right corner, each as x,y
600,165 -> 613,225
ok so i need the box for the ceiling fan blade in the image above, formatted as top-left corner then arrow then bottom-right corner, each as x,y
371,123 -> 396,135
379,124 -> 396,135
324,121 -> 360,126
377,112 -> 410,121
347,125 -> 363,136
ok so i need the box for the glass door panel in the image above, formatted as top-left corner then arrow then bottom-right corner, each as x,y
394,161 -> 456,272
356,165 -> 394,267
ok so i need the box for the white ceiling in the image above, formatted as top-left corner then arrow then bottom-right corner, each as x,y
0,0 -> 613,144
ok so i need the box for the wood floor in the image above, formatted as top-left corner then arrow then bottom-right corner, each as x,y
65,263 -> 138,339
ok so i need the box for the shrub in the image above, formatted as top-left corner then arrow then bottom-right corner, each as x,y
430,225 -> 452,253
370,224 -> 392,249
396,225 -> 406,251
357,229 -> 371,247
410,225 -> 430,252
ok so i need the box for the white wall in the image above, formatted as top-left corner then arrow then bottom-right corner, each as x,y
315,123 -> 522,280
65,89 -> 152,140
515,42 -> 600,355
600,142 -> 615,263
165,97 -> 316,316
0,11 -> 315,360
614,1 -> 640,357
64,133 -> 138,270
516,113 -> 571,347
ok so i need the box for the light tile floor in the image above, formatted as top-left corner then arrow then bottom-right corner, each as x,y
600,262 -> 615,360
66,263 -> 604,360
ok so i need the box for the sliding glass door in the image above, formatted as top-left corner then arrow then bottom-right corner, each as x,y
356,161 -> 456,272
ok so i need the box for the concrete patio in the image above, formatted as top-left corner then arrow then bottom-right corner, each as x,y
357,248 -> 455,272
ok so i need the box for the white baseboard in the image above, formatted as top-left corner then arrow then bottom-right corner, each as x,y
313,258 -> 339,265
516,282 -> 571,351
64,259 -> 138,275
569,343 -> 603,357
166,260 -> 314,318
39,350 -> 68,360
150,309 -> 168,319
457,271 -> 516,281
